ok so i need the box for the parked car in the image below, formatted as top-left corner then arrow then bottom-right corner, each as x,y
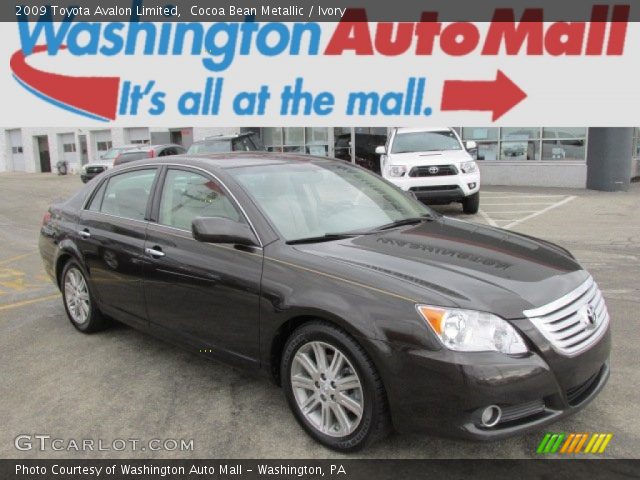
40,153 -> 610,452
377,127 -> 481,213
334,133 -> 386,174
80,144 -> 139,183
187,132 -> 265,155
112,144 -> 186,166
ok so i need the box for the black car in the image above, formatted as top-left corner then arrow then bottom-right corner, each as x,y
39,153 -> 610,452
334,133 -> 386,174
187,132 -> 265,155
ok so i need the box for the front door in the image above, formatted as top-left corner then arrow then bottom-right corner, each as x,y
144,167 -> 263,365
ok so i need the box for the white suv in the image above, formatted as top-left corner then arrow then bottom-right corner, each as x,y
377,127 -> 481,214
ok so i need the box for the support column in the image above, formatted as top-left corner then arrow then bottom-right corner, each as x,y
586,128 -> 633,191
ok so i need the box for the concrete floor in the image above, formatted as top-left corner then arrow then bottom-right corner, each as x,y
0,172 -> 638,459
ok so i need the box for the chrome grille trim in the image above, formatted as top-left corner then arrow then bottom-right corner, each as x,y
523,276 -> 609,357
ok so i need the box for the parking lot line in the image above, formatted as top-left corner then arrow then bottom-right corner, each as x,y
0,293 -> 60,312
502,196 -> 577,230
0,252 -> 34,266
481,202 -> 566,206
482,195 -> 567,199
478,209 -> 498,227
482,211 -> 541,214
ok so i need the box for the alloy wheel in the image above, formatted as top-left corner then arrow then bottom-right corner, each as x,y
291,341 -> 364,438
64,268 -> 90,325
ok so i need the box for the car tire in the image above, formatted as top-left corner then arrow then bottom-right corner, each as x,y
462,192 -> 480,214
281,321 -> 390,452
61,260 -> 109,333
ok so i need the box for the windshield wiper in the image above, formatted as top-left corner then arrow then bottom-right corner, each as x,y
372,214 -> 435,231
286,233 -> 361,245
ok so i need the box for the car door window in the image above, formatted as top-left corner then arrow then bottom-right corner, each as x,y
87,180 -> 107,212
100,169 -> 157,221
158,169 -> 242,231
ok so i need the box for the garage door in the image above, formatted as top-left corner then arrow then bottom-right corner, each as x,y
9,129 -> 25,171
60,133 -> 77,165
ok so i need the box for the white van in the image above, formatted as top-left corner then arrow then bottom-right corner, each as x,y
377,127 -> 481,214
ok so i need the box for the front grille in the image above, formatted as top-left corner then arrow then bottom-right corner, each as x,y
523,276 -> 609,357
409,165 -> 458,177
86,166 -> 107,174
410,185 -> 459,192
499,400 -> 546,424
566,369 -> 601,406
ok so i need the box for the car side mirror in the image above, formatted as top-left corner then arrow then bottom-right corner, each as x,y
375,145 -> 386,155
465,141 -> 477,150
192,217 -> 258,246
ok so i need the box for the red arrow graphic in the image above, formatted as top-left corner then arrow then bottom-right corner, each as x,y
10,45 -> 120,121
441,70 -> 527,121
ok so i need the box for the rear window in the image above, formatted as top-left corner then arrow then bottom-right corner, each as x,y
117,151 -> 150,164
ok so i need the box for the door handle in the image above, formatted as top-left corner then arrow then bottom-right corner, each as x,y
78,229 -> 91,239
145,247 -> 165,258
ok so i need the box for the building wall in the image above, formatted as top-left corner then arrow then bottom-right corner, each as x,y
479,161 -> 588,188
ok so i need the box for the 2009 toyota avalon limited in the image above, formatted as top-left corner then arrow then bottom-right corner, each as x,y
39,153 -> 610,452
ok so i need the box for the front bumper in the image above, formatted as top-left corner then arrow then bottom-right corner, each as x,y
376,326 -> 611,439
386,171 -> 480,203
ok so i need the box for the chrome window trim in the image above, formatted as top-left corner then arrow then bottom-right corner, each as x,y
81,162 -> 263,248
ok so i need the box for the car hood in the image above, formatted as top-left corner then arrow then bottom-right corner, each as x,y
292,217 -> 587,319
387,149 -> 473,166
84,161 -> 112,168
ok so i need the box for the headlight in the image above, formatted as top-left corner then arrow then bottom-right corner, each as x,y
386,165 -> 407,177
460,161 -> 478,174
417,305 -> 528,354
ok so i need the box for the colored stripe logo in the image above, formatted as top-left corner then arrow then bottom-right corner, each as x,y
537,433 -> 613,454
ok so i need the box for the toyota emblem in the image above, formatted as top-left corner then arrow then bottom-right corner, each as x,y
428,166 -> 439,175
580,304 -> 597,329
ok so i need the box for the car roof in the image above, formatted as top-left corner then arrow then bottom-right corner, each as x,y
116,152 -> 333,170
395,127 -> 453,134
123,144 -> 183,153
193,133 -> 254,143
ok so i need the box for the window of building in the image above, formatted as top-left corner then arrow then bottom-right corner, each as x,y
260,127 -> 330,156
461,127 -> 586,161
96,141 -> 113,152
63,143 -> 76,153
11,146 -> 23,154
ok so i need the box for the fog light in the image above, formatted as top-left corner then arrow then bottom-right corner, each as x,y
480,405 -> 502,427
468,182 -> 477,189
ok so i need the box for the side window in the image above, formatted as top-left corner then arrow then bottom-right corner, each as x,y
158,169 -> 242,231
100,169 -> 157,221
87,180 -> 107,212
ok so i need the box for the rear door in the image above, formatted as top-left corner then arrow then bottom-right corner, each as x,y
143,167 -> 263,365
78,167 -> 159,328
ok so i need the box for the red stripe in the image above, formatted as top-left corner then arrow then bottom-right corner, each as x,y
10,45 -> 120,120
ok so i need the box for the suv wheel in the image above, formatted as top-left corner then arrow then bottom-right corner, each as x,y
462,192 -> 480,214
281,321 -> 390,452
61,261 -> 109,333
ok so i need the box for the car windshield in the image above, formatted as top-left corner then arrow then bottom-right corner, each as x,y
229,162 -> 432,242
188,141 -> 232,154
391,130 -> 462,153
101,148 -> 123,160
